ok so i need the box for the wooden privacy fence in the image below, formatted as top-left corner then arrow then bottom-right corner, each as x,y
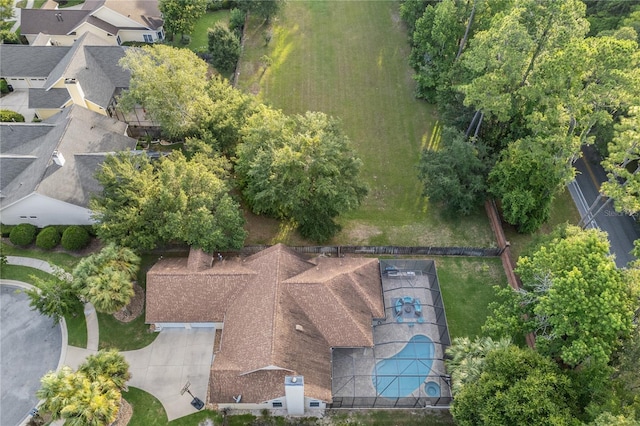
238,245 -> 502,257
485,199 -> 536,349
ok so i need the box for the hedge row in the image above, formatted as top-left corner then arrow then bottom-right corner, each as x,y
4,224 -> 92,251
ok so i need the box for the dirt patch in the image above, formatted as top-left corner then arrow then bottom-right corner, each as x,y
342,224 -> 383,245
112,397 -> 133,426
113,284 -> 144,323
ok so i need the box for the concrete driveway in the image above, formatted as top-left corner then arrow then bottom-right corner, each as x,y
64,328 -> 216,421
0,281 -> 64,426
0,90 -> 36,122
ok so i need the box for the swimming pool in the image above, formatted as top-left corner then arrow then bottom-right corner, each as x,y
373,334 -> 435,398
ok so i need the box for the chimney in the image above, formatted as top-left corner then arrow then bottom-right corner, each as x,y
52,150 -> 65,166
284,376 -> 304,415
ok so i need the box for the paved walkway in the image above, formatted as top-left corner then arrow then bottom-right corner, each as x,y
6,256 -> 215,422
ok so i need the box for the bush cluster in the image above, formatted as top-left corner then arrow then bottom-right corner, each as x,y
61,226 -> 91,251
0,110 -> 25,123
9,223 -> 37,246
0,79 -> 9,94
0,223 -> 14,237
36,227 -> 61,250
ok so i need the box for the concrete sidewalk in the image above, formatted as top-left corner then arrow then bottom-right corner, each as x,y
6,256 -> 215,421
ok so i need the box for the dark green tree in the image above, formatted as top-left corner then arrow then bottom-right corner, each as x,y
208,22 -> 241,73
451,345 -> 579,426
488,137 -> 574,233
119,45 -> 213,139
417,126 -> 488,215
237,106 -> 367,242
159,0 -> 208,42
91,152 -> 246,252
25,270 -> 81,324
236,0 -> 283,23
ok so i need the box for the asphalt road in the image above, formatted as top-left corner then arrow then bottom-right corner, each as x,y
568,145 -> 639,268
0,283 -> 62,426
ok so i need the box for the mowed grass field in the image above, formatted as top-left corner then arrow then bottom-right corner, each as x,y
237,1 -> 495,247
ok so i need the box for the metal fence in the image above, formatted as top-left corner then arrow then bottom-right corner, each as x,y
240,245 -> 501,257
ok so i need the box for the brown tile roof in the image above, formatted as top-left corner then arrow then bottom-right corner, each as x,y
146,244 -> 383,403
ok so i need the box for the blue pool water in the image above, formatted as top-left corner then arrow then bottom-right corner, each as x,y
373,334 -> 435,398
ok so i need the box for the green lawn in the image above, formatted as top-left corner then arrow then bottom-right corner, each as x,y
237,1 -> 494,247
0,241 -> 83,272
437,257 -> 507,339
167,10 -> 230,52
98,311 -> 157,351
123,387 -> 169,426
0,264 -> 87,347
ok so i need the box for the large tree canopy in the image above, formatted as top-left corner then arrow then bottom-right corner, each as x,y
488,136 -> 574,233
514,226 -> 636,367
451,345 -> 579,426
159,0 -> 208,42
236,106 -> 368,242
417,126 -> 488,215
118,45 -> 213,139
208,22 -> 241,73
91,151 -> 246,252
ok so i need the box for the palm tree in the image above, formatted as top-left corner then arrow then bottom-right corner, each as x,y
37,367 -> 121,426
78,349 -> 131,391
38,350 -> 129,425
84,268 -> 135,314
72,243 -> 140,314
445,336 -> 511,395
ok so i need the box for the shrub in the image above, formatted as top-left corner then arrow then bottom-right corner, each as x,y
229,8 -> 246,37
0,79 -> 9,94
0,110 -> 25,123
208,22 -> 241,73
61,226 -> 90,251
36,226 -> 61,250
9,223 -> 37,246
0,31 -> 20,45
1,223 -> 14,237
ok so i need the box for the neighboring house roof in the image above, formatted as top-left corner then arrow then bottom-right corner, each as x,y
146,244 -> 384,404
84,0 -> 163,30
20,9 -> 91,37
28,32 -> 131,110
0,105 -> 136,207
0,45 -> 70,77
29,88 -> 71,108
21,0 -> 162,38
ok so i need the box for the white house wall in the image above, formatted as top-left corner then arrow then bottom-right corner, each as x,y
1,193 -> 95,227
92,6 -> 145,28
72,22 -> 119,44
1,77 -> 47,89
118,29 -> 161,43
30,34 -> 78,47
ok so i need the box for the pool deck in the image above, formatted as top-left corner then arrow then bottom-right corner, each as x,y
331,260 -> 451,407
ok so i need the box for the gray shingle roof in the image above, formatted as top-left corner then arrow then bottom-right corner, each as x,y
29,88 -> 71,109
0,45 -> 71,78
20,9 -> 91,36
41,33 -> 130,109
0,106 -> 137,209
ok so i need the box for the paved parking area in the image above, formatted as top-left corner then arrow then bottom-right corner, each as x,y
1,282 -> 63,426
